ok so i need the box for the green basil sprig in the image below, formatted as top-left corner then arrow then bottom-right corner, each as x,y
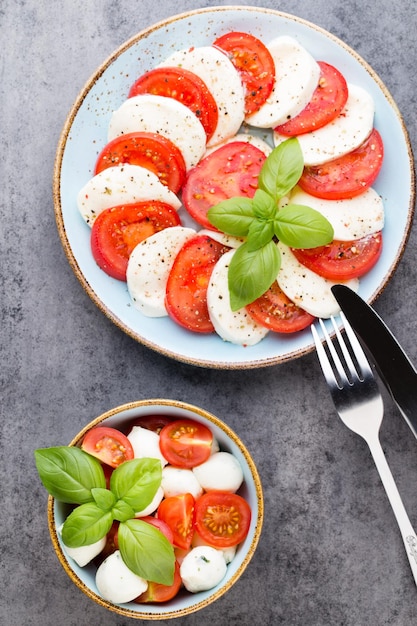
207,138 -> 334,311
34,446 -> 175,586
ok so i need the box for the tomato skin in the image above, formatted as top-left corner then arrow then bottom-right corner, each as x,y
194,492 -> 251,549
246,281 -> 315,333
165,235 -> 229,333
81,426 -> 134,468
128,67 -> 218,142
94,132 -> 186,193
291,232 -> 383,280
134,560 -> 182,603
213,31 -> 275,116
90,201 -> 181,281
157,493 -> 195,550
159,419 -> 213,469
182,142 -> 267,229
298,129 -> 384,200
275,61 -> 348,136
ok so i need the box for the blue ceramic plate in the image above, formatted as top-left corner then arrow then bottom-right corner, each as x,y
53,6 -> 415,369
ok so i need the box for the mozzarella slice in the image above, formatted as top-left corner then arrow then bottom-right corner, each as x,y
192,451 -> 244,493
126,226 -> 196,317
127,425 -> 169,466
161,466 -> 203,500
276,242 -> 359,318
274,84 -> 375,165
159,46 -> 245,147
247,36 -> 320,128
206,249 -> 269,346
290,186 -> 384,240
77,164 -> 181,226
180,546 -> 227,593
197,229 -> 245,249
95,550 -> 148,603
203,132 -> 273,158
108,94 -> 206,170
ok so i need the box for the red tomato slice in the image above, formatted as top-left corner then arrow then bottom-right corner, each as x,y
139,516 -> 174,544
213,31 -> 275,116
128,67 -> 219,142
159,419 -> 213,469
165,235 -> 229,333
275,61 -> 348,136
90,201 -> 181,281
291,232 -> 383,280
246,281 -> 315,333
134,560 -> 182,603
298,129 -> 384,200
81,426 -> 134,468
157,493 -> 195,550
98,521 -> 120,562
94,132 -> 186,194
182,141 -> 267,229
194,492 -> 251,549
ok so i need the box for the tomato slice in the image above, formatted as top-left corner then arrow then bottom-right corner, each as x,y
298,129 -> 384,200
128,67 -> 219,142
159,419 -> 213,469
291,232 -> 383,280
246,281 -> 315,333
275,61 -> 348,136
165,235 -> 229,333
182,141 -> 267,229
194,492 -> 251,549
213,31 -> 275,116
134,560 -> 182,603
94,132 -> 186,193
90,201 -> 181,281
81,426 -> 134,468
157,493 -> 195,550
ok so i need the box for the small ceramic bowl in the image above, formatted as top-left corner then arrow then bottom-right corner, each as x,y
47,399 -> 264,620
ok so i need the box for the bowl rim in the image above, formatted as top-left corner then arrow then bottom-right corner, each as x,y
47,398 -> 264,619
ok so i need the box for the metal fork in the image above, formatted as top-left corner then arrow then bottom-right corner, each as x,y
312,313 -> 417,586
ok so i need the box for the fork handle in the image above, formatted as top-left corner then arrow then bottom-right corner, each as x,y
367,434 -> 417,586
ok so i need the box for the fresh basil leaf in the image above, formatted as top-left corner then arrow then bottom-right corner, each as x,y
247,218 -> 275,251
118,519 -> 175,585
207,197 -> 255,236
112,499 -> 136,522
110,458 -> 161,513
258,138 -> 304,200
275,204 -> 334,248
228,241 -> 281,311
61,502 -> 113,548
91,487 -> 116,511
252,188 -> 277,220
34,447 -> 106,504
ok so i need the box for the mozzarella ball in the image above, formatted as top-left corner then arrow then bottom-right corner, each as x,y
127,426 -> 168,466
161,466 -> 203,499
95,550 -> 148,603
63,535 -> 106,567
134,486 -> 164,517
180,546 -> 227,592
192,452 -> 243,492
191,532 -> 237,564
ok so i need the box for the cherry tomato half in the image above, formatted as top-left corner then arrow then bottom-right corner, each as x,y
165,235 -> 230,333
129,67 -> 219,142
157,493 -> 195,550
298,129 -> 384,200
81,426 -> 134,468
194,492 -> 252,549
213,31 -> 275,116
291,232 -> 383,281
90,201 -> 181,281
275,61 -> 348,136
134,560 -> 182,603
182,141 -> 266,229
246,281 -> 315,333
159,419 -> 213,469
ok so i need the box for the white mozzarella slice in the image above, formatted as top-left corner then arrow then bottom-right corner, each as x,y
192,451 -> 244,493
290,186 -> 384,240
108,94 -> 206,170
197,229 -> 245,249
159,46 -> 245,147
95,550 -> 148,603
206,249 -> 269,346
161,466 -> 203,499
77,164 -> 181,226
203,132 -> 273,158
274,84 -> 375,165
276,242 -> 359,318
246,36 -> 320,128
180,546 -> 227,593
127,425 -> 169,466
126,227 -> 196,317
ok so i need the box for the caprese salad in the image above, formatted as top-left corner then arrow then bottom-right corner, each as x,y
76,30 -> 384,346
35,415 -> 253,605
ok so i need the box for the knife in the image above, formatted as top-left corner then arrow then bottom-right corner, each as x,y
331,284 -> 417,439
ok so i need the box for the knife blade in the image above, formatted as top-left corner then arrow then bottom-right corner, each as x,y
331,284 -> 417,439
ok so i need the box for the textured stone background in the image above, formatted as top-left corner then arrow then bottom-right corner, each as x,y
1,1 -> 417,624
